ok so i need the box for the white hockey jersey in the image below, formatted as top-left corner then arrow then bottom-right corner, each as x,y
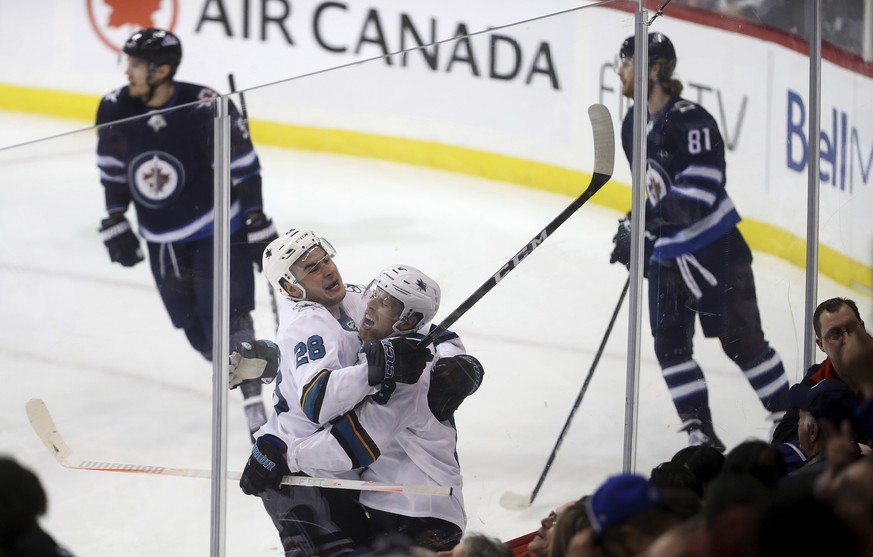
255,283 -> 375,478
284,325 -> 467,532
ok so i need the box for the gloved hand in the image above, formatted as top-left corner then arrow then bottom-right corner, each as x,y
428,354 -> 485,422
229,339 -> 280,389
239,434 -> 290,496
362,338 -> 433,386
609,212 -> 653,278
99,215 -> 143,267
245,212 -> 278,272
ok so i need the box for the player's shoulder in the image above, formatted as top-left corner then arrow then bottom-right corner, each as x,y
96,86 -> 135,123
174,81 -> 221,107
666,97 -> 717,126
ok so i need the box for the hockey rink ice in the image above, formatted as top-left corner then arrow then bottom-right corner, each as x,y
1,110 -> 870,555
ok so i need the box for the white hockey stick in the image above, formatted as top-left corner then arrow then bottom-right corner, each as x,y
25,399 -> 450,497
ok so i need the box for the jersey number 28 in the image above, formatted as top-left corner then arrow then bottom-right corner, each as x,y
294,335 -> 326,367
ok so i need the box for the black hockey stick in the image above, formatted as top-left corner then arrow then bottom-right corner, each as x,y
228,73 -> 280,331
500,276 -> 630,510
418,104 -> 615,348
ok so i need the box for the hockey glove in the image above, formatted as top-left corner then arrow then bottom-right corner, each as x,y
239,434 -> 290,496
428,354 -> 485,422
99,215 -> 144,267
609,213 -> 654,278
245,212 -> 278,272
362,338 -> 433,386
229,339 -> 280,389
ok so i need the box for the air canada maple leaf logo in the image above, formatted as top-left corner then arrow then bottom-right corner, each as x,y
86,0 -> 179,53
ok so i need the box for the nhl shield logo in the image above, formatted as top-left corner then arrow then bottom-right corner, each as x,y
129,151 -> 185,209
86,0 -> 179,53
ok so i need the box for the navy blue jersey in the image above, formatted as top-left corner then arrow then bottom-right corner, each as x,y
96,81 -> 263,243
621,96 -> 741,260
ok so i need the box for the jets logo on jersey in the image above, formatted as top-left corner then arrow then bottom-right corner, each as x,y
197,88 -> 218,108
645,159 -> 672,206
129,151 -> 185,209
147,114 -> 167,132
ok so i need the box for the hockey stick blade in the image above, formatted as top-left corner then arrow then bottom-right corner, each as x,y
418,104 -> 614,347
25,399 -> 450,496
499,490 -> 536,510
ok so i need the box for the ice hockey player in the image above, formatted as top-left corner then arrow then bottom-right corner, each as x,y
94,28 -> 278,436
279,264 -> 482,550
238,229 -> 432,556
609,32 -> 790,451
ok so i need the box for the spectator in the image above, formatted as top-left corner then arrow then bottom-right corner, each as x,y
721,439 -> 787,489
447,533 -> 512,557
786,379 -> 861,480
522,502 -> 573,557
670,445 -> 725,497
585,474 -> 681,557
772,297 -> 866,445
649,462 -> 704,499
0,457 -> 75,557
549,497 -> 592,557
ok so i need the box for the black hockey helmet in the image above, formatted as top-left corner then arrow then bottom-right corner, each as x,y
619,32 -> 677,67
123,28 -> 182,73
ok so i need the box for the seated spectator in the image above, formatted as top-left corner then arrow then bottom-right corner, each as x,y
670,445 -> 725,497
549,497 -> 592,557
772,297 -> 865,445
0,456 -> 75,557
504,500 -> 581,557
757,486 -> 858,556
445,533 -> 512,557
787,379 -> 861,480
649,461 -> 704,499
721,439 -> 787,489
584,474 -> 681,557
819,454 -> 873,555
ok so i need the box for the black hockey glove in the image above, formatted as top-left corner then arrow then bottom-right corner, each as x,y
609,213 -> 653,278
245,212 -> 278,272
99,215 -> 143,267
239,434 -> 290,496
362,338 -> 433,386
428,354 -> 485,422
229,339 -> 280,389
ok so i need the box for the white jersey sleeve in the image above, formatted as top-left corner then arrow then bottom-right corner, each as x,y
257,298 -> 375,446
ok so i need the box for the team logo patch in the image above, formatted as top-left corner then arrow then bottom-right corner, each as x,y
128,151 -> 184,209
645,159 -> 672,207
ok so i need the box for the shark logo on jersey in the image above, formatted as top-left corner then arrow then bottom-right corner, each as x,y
645,159 -> 672,207
128,151 -> 185,209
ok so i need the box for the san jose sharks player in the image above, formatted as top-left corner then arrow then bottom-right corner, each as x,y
610,32 -> 790,451
231,230 -> 483,555
95,28 -> 278,436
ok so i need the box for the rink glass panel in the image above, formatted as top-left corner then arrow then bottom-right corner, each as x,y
1,2 -> 870,554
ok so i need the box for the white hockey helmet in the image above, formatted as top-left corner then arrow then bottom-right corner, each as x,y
364,265 -> 441,335
263,228 -> 337,301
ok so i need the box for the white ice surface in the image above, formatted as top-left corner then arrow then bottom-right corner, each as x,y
1,111 -> 870,555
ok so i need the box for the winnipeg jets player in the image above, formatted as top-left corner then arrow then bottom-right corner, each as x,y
94,28 -> 278,436
240,229 -> 434,557
610,32 -> 790,450
280,264 -> 482,550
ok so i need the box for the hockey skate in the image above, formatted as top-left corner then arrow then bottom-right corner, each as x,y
680,419 -> 726,452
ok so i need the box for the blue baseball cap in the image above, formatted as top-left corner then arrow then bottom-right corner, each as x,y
585,473 -> 664,540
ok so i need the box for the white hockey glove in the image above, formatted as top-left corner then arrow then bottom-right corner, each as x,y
228,339 -> 280,389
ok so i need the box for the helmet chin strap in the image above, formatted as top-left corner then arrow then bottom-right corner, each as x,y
144,62 -> 170,106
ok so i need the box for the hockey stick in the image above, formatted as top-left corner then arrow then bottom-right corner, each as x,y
228,73 -> 280,331
25,399 -> 450,496
499,277 -> 630,510
418,104 -> 614,348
